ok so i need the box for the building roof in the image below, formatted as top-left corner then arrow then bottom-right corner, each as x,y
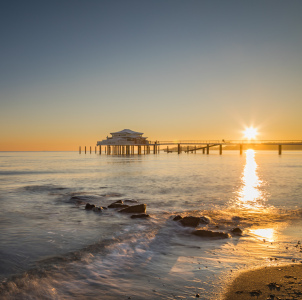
110,129 -> 143,135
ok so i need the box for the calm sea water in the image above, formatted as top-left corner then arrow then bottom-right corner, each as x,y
0,150 -> 301,299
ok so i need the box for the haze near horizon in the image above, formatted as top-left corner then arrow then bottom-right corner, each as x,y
1,0 -> 301,151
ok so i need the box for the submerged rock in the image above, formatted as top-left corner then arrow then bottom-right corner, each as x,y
231,227 -> 243,235
173,215 -> 182,221
69,196 -> 87,205
180,216 -> 201,227
85,203 -> 96,210
92,206 -> 103,212
131,214 -> 150,219
108,202 -> 129,209
192,229 -> 229,239
119,204 -> 147,214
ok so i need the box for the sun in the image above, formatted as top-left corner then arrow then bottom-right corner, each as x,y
243,127 -> 258,139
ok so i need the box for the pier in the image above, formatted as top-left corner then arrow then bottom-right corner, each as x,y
80,140 -> 302,156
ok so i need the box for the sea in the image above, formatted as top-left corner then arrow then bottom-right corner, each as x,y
0,150 -> 301,300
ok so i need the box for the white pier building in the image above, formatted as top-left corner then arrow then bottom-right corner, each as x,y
97,129 -> 149,146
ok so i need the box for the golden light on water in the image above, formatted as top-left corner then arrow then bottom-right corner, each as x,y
236,149 -> 265,210
250,228 -> 275,242
243,126 -> 258,140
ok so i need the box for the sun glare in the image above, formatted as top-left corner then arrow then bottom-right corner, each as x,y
243,127 -> 258,140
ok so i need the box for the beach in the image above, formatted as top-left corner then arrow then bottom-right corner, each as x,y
224,264 -> 302,300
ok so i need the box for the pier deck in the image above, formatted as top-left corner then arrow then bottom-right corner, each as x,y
80,140 -> 302,155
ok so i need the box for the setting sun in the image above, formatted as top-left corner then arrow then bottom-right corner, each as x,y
243,127 -> 258,139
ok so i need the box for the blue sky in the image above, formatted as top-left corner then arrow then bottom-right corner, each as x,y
1,0 -> 302,150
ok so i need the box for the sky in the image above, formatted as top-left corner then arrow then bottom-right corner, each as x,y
1,0 -> 302,151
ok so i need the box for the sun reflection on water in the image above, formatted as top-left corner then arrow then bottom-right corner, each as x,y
250,228 -> 275,242
236,149 -> 265,210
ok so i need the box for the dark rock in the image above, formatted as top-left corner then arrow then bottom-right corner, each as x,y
108,203 -> 129,209
249,290 -> 262,296
131,214 -> 150,219
235,291 -> 244,294
119,204 -> 146,214
173,215 -> 182,221
85,203 -> 95,210
192,229 -> 230,239
196,294 -> 200,298
113,200 -> 123,204
180,216 -> 200,227
231,227 -> 243,235
268,282 -> 281,290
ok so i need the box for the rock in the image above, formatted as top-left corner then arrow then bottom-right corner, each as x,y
173,215 -> 182,221
192,229 -> 230,239
113,200 -> 123,204
119,204 -> 147,214
108,203 -> 129,209
235,291 -> 244,294
231,227 -> 243,235
249,290 -> 262,297
85,203 -> 95,210
180,216 -> 200,227
131,214 -> 150,219
92,206 -> 103,212
69,196 -> 86,205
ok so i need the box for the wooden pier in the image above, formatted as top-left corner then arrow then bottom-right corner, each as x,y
79,140 -> 302,156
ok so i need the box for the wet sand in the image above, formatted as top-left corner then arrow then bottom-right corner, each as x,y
224,264 -> 302,300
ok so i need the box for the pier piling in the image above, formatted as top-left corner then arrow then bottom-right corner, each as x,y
279,145 -> 282,155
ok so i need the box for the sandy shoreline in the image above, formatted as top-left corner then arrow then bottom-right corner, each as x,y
223,263 -> 302,300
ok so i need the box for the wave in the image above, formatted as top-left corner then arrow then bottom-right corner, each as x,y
0,220 -> 160,299
20,184 -> 69,193
169,207 -> 302,234
1,206 -> 301,299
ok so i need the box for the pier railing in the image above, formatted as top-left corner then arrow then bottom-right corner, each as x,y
150,140 -> 302,145
80,139 -> 302,155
